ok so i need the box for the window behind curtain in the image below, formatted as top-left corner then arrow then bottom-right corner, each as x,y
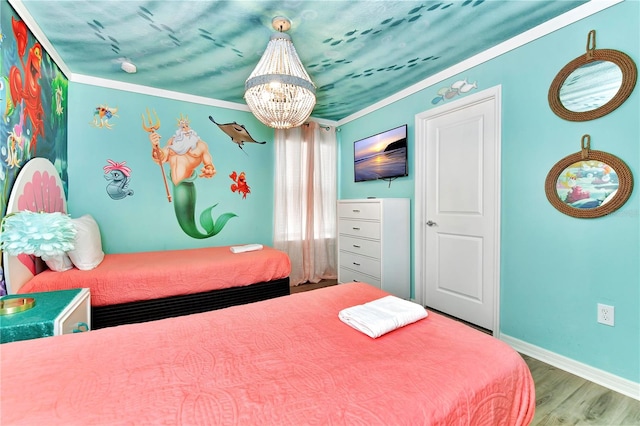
273,122 -> 337,285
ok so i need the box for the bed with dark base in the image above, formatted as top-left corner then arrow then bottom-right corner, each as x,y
2,158 -> 291,329
1,282 -> 535,425
15,244 -> 292,329
91,276 -> 290,329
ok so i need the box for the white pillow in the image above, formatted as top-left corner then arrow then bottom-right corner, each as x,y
43,253 -> 74,272
67,215 -> 105,270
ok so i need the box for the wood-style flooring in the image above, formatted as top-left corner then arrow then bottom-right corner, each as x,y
292,280 -> 640,425
523,354 -> 640,425
290,279 -> 339,293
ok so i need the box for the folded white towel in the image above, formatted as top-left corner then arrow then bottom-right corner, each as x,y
230,244 -> 263,254
338,295 -> 428,338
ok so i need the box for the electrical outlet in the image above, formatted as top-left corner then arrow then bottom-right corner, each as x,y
597,303 -> 615,326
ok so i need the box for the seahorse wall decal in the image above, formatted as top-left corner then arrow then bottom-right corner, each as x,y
142,109 -> 237,239
103,159 -> 134,200
172,172 -> 237,239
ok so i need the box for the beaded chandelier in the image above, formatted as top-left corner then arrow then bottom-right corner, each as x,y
244,17 -> 316,129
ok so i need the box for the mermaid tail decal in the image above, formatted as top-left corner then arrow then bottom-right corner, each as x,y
173,173 -> 237,239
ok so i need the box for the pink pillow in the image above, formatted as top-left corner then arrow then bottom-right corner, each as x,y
67,215 -> 105,270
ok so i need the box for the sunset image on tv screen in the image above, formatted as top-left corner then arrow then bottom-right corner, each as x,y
354,125 -> 407,182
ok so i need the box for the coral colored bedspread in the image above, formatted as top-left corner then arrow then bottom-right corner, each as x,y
17,246 -> 290,306
1,283 -> 535,426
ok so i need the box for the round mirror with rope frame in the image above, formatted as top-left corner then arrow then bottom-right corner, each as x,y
548,30 -> 637,121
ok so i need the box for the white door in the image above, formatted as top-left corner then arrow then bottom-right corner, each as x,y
414,86 -> 501,332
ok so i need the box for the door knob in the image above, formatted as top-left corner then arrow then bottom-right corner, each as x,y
426,220 -> 437,227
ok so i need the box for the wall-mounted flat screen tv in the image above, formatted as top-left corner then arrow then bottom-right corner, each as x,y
354,124 -> 408,182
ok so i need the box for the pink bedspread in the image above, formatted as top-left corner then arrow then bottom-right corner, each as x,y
1,283 -> 535,425
17,246 -> 290,306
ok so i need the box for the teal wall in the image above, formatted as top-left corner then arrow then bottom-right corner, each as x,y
67,83 -> 275,253
337,1 -> 639,383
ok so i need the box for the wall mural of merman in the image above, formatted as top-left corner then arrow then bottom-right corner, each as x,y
141,109 -> 236,239
103,159 -> 134,200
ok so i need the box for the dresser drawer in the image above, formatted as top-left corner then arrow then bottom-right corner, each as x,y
339,251 -> 381,278
339,267 -> 382,289
338,202 -> 380,220
339,235 -> 380,258
338,219 -> 380,239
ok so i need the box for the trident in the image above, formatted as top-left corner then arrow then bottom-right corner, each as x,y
141,109 -> 171,202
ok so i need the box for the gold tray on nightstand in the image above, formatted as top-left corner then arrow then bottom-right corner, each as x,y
0,297 -> 36,315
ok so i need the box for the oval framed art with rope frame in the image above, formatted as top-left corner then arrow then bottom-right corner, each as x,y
545,135 -> 634,218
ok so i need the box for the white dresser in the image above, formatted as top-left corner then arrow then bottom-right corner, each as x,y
337,198 -> 410,299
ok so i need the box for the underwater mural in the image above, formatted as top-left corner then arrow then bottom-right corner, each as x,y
1,9 -> 69,294
0,266 -> 5,297
103,159 -> 134,200
1,14 -> 68,217
141,109 -> 236,239
7,18 -> 45,156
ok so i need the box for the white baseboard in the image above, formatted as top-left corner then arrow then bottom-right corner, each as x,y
501,334 -> 640,401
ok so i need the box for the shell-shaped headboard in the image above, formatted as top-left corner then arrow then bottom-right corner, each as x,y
2,158 -> 67,294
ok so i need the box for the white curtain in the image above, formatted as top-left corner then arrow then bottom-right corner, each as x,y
274,122 -> 337,286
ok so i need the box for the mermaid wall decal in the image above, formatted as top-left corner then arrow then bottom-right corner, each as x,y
141,110 -> 236,239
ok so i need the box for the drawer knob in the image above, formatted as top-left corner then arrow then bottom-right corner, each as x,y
352,227 -> 360,230
352,209 -> 360,213
353,262 -> 361,266
73,322 -> 89,333
352,244 -> 361,248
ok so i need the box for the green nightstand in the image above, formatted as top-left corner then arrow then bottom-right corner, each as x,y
0,288 -> 91,343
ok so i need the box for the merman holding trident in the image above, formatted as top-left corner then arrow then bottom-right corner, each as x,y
142,110 -> 236,238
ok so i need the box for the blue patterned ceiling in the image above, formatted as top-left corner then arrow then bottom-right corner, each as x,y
11,0 -> 587,122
